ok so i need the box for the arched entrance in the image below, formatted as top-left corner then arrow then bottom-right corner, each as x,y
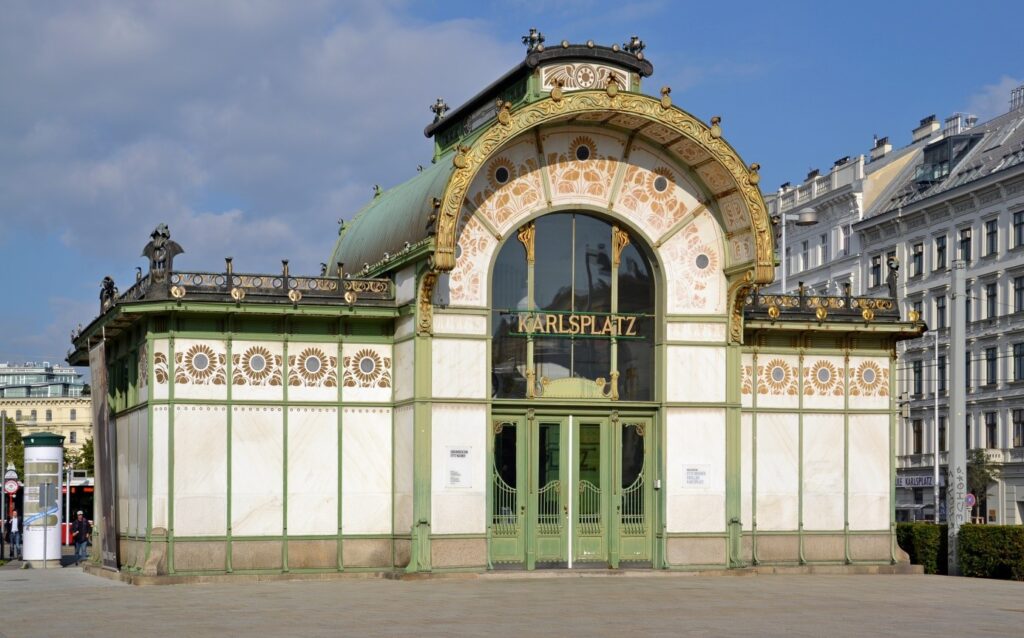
488,212 -> 657,569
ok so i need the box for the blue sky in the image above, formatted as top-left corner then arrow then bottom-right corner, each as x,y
1,0 -> 1022,367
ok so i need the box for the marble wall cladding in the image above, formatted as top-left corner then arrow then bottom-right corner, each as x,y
465,134 -> 543,237
741,413 -> 753,530
287,407 -> 338,536
802,413 -> 845,531
849,413 -> 890,531
174,405 -> 228,536
153,338 -> 169,400
341,407 -> 392,534
613,140 -> 703,243
395,315 -> 415,340
446,212 -> 498,307
287,342 -> 340,402
755,412 -> 799,531
658,210 -> 727,315
666,322 -> 727,343
740,353 -> 754,408
433,313 -> 488,336
231,406 -> 284,536
802,356 -> 846,410
666,345 -> 726,403
395,265 -> 417,306
341,344 -> 393,403
231,340 -> 284,402
394,339 -> 414,402
431,403 -> 486,535
152,406 -> 169,529
847,356 -> 891,410
754,354 -> 801,409
431,338 -> 486,399
173,339 -> 228,401
133,409 -> 149,537
393,405 -> 415,534
665,408 -> 725,533
116,414 -> 128,534
542,129 -> 625,210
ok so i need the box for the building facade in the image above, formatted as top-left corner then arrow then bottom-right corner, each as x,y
0,362 -> 92,452
68,38 -> 918,575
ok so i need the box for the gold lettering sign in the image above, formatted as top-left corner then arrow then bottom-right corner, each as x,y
509,312 -> 642,337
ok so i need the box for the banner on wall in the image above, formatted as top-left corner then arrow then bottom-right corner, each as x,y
90,342 -> 120,571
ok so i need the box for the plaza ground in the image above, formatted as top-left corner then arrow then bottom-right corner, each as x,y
0,565 -> 1021,637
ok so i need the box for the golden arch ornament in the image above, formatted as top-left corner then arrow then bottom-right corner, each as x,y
431,90 -> 773,288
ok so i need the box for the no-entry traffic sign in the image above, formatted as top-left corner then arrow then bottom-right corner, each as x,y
3,479 -> 18,494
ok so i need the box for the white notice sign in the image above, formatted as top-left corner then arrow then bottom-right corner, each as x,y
446,447 -> 473,489
683,465 -> 709,489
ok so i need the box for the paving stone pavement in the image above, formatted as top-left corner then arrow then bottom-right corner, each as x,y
0,566 -> 1021,637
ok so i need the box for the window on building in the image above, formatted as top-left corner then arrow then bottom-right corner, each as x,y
936,295 -> 947,329
959,227 -> 972,262
912,420 -> 923,454
966,418 -> 972,449
841,225 -> 851,256
966,358 -> 971,389
820,233 -> 829,264
986,412 -> 997,448
30,409 -> 36,421
965,288 -> 972,323
785,247 -> 792,276
913,360 -> 923,396
1016,211 -> 1024,248
15,410 -> 22,421
801,240 -> 809,270
1014,410 -> 1024,448
912,243 -> 924,276
70,408 -> 76,421
870,255 -> 882,288
987,283 -> 998,319
45,409 -> 52,422
986,219 -> 998,256
1016,344 -> 1024,382
70,431 -> 77,444
939,416 -> 947,451
938,355 -> 947,392
935,235 -> 947,269
986,347 -> 998,385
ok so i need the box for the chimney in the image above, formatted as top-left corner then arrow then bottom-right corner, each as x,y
806,168 -> 820,181
870,136 -> 891,162
1011,84 -> 1024,112
912,114 -> 939,143
833,155 -> 851,167
965,114 -> 978,129
944,114 -> 964,136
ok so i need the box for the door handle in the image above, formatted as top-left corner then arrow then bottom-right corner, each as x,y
520,505 -> 526,514
563,504 -> 568,515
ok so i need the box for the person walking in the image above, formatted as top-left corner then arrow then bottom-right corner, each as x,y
9,510 -> 21,560
71,510 -> 91,565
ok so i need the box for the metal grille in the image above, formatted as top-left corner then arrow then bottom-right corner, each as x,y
492,470 -> 518,537
577,480 -> 602,535
620,466 -> 645,535
536,480 -> 562,535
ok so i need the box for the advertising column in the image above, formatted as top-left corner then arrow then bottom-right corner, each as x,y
22,432 -> 65,567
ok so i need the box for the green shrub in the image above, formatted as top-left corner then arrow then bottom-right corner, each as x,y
896,522 -> 946,574
958,525 -> 1024,580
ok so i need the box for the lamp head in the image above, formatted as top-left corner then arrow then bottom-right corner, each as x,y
795,208 -> 818,226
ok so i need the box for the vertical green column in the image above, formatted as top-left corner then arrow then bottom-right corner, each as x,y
225,322 -> 233,573
797,350 -> 806,565
407,272 -> 433,573
751,349 -> 759,565
281,330 -> 290,572
843,348 -> 852,564
725,343 -> 743,567
167,319 -> 177,574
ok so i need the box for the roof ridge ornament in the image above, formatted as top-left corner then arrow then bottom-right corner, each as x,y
623,35 -> 645,58
522,28 -> 545,53
430,98 -> 449,123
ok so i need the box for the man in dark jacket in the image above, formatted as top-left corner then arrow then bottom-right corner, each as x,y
71,511 -> 91,565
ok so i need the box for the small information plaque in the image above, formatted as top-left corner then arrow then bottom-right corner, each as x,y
683,465 -> 709,489
446,447 -> 473,489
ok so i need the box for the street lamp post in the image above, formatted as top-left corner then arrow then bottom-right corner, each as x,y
933,329 -> 941,524
775,207 -> 819,293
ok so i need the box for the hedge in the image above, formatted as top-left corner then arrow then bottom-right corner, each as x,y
896,523 -> 947,575
958,525 -> 1024,581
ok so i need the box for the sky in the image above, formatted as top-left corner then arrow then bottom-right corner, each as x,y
1,0 -> 1022,369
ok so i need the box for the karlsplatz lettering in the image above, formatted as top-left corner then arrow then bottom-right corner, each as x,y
513,312 -> 640,336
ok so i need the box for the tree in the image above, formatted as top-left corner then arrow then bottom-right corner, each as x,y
63,446 -> 80,469
1,416 -> 25,477
77,437 -> 94,472
967,448 -> 1000,521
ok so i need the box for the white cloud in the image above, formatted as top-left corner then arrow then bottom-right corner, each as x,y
965,75 -> 1022,122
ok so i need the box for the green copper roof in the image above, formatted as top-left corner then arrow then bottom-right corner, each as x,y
329,155 -> 454,276
24,432 -> 65,448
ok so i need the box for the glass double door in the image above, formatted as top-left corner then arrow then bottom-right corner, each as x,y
490,412 -> 653,569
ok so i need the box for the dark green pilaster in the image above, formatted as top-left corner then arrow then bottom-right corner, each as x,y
725,342 -> 743,567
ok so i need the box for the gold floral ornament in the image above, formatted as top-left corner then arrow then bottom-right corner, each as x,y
805,359 -> 842,396
175,343 -> 226,385
760,358 -> 797,395
289,347 -> 337,387
232,345 -> 282,386
851,360 -> 887,397
153,351 -> 168,384
343,348 -> 392,389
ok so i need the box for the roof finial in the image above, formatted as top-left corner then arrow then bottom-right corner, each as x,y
623,35 -> 645,56
522,28 -> 545,52
430,98 -> 449,123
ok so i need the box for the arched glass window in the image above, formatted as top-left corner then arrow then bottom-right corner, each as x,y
492,212 -> 655,400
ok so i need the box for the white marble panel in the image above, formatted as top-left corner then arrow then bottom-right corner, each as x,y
173,338 -> 228,401
433,313 -> 488,336
152,406 -> 169,529
666,345 -> 725,403
230,340 -> 284,402
666,322 -> 727,343
431,403 -> 487,534
393,405 -> 415,534
395,266 -> 417,305
287,341 -> 340,402
848,356 -> 891,410
659,210 -> 727,314
613,140 -> 704,242
802,356 -> 846,410
432,338 -> 486,399
803,413 -> 845,531
287,407 -> 338,536
741,413 -> 753,530
665,408 -> 725,533
153,339 -> 169,400
755,354 -> 801,410
117,415 -> 128,534
341,344 -> 393,403
465,134 -> 544,236
542,128 -> 626,210
849,414 -> 890,531
740,352 -> 754,408
135,409 -> 149,537
173,405 -> 227,536
231,406 -> 283,536
395,315 -> 415,340
394,339 -> 414,402
342,407 -> 392,534
755,412 -> 799,531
